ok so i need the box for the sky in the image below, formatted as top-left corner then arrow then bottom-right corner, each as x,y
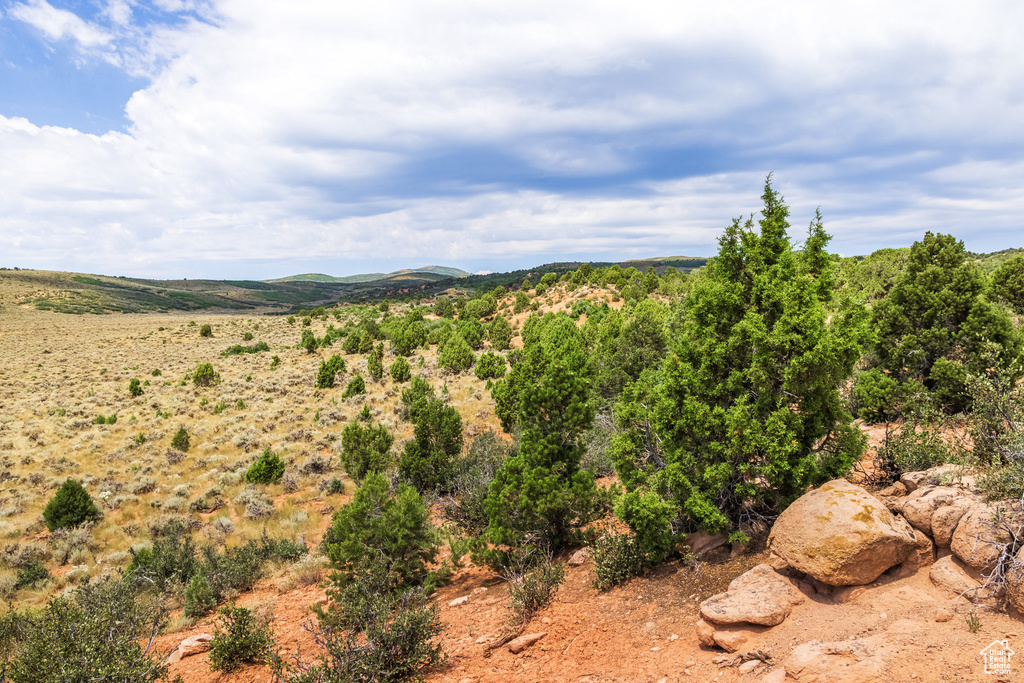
1,1 -> 1023,279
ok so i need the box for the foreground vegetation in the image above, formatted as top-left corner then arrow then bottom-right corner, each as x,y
0,177 -> 1022,680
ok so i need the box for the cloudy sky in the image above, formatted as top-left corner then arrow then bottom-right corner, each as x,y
1,1 -> 1022,279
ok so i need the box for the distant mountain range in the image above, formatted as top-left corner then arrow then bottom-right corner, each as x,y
267,265 -> 470,284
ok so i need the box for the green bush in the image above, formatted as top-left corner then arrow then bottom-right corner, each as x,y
1,575 -> 175,683
400,377 -> 434,414
340,420 -> 394,483
474,352 -> 506,380
991,255 -> 1024,313
368,343 -> 384,382
438,334 -> 475,373
128,521 -> 200,592
193,362 -> 221,387
42,479 -> 101,531
489,315 -> 513,350
591,532 -> 648,591
170,426 -> 190,452
442,431 -> 509,534
183,573 -> 217,619
301,328 -> 317,353
315,354 -> 346,389
342,375 -> 365,399
872,414 -> 959,483
200,324 -> 213,338
128,378 -> 143,397
209,604 -> 276,673
398,398 -> 463,492
507,558 -> 564,629
222,341 -> 270,356
246,449 -> 286,485
852,368 -> 901,423
324,473 -> 437,592
390,356 -> 411,383
16,560 -> 50,589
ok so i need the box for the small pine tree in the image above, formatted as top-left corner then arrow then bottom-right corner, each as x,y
245,448 -> 285,485
184,573 -> 217,619
301,329 -> 317,354
171,426 -> 190,452
489,315 -> 513,351
367,343 -> 384,382
475,352 -> 506,380
340,420 -> 394,483
315,355 -> 346,389
43,479 -> 101,531
200,324 -> 213,338
128,378 -> 143,397
342,375 -> 366,399
398,398 -> 463,492
438,334 -> 475,373
193,362 -> 221,387
390,356 -> 411,383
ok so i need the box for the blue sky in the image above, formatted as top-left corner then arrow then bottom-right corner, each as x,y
1,1 -> 1023,279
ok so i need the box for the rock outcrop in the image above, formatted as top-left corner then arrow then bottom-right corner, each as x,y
785,637 -> 887,683
950,505 -> 1012,572
700,563 -> 805,627
768,479 -> 917,586
168,633 -> 212,664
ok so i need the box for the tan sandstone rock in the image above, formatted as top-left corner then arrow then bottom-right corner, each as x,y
929,554 -> 982,599
950,505 -> 1011,572
700,563 -> 804,626
507,632 -> 546,654
168,633 -> 212,664
900,486 -> 961,536
1005,546 -> 1024,612
931,498 -> 975,547
784,638 -> 886,683
768,479 -> 917,586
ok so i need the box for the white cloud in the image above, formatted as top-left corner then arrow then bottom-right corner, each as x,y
3,0 -> 1024,276
9,0 -> 113,48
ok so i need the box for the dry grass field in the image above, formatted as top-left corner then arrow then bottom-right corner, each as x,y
0,296 -> 515,608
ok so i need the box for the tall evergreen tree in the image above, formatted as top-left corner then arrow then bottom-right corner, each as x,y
611,178 -> 868,538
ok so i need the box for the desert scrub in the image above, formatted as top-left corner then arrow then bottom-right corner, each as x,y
170,426 -> 190,452
208,604 -> 276,673
591,531 -> 649,590
200,323 -> 213,338
128,378 -> 143,397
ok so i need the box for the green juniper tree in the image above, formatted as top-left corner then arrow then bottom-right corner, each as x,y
611,177 -> 869,541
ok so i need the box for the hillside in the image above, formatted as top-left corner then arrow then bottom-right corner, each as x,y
267,265 -> 471,284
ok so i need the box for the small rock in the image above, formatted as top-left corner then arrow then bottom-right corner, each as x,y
683,531 -> 728,557
650,646 -> 662,652
541,617 -> 551,624
168,633 -> 212,664
700,564 -> 804,626
472,586 -> 488,595
448,595 -> 469,607
568,548 -> 590,566
670,634 -> 679,641
508,632 -> 546,654
712,628 -> 751,653
760,669 -> 787,683
785,638 -> 886,682
832,586 -> 865,604
738,659 -> 760,674
929,554 -> 982,599
934,607 -> 953,622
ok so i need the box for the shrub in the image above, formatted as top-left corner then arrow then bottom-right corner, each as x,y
315,355 -> 346,389
340,420 -> 394,483
489,315 -> 513,350
342,375 -> 365,399
1,575 -> 175,683
16,560 -> 50,589
591,532 -> 648,591
209,604 -> 276,673
129,522 -> 200,592
368,343 -> 384,382
200,324 -> 213,338
301,328 -> 317,354
390,356 -> 411,383
991,255 -> 1024,313
871,412 -> 959,484
43,479 -> 101,531
852,368 -> 901,423
323,473 -> 437,592
128,378 -> 143,397
222,341 -> 270,356
474,352 -> 506,380
170,426 -> 190,452
183,573 -> 217,619
280,562 -> 444,683
506,557 -> 564,629
398,398 -> 463,492
438,334 -> 475,373
246,449 -> 286,485
193,362 -> 221,387
443,431 -> 509,534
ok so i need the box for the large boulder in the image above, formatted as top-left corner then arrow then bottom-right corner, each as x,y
931,498 -> 975,547
929,554 -> 982,599
768,479 -> 917,586
899,486 -> 962,536
950,505 -> 1012,572
699,564 -> 805,627
1005,546 -> 1024,612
